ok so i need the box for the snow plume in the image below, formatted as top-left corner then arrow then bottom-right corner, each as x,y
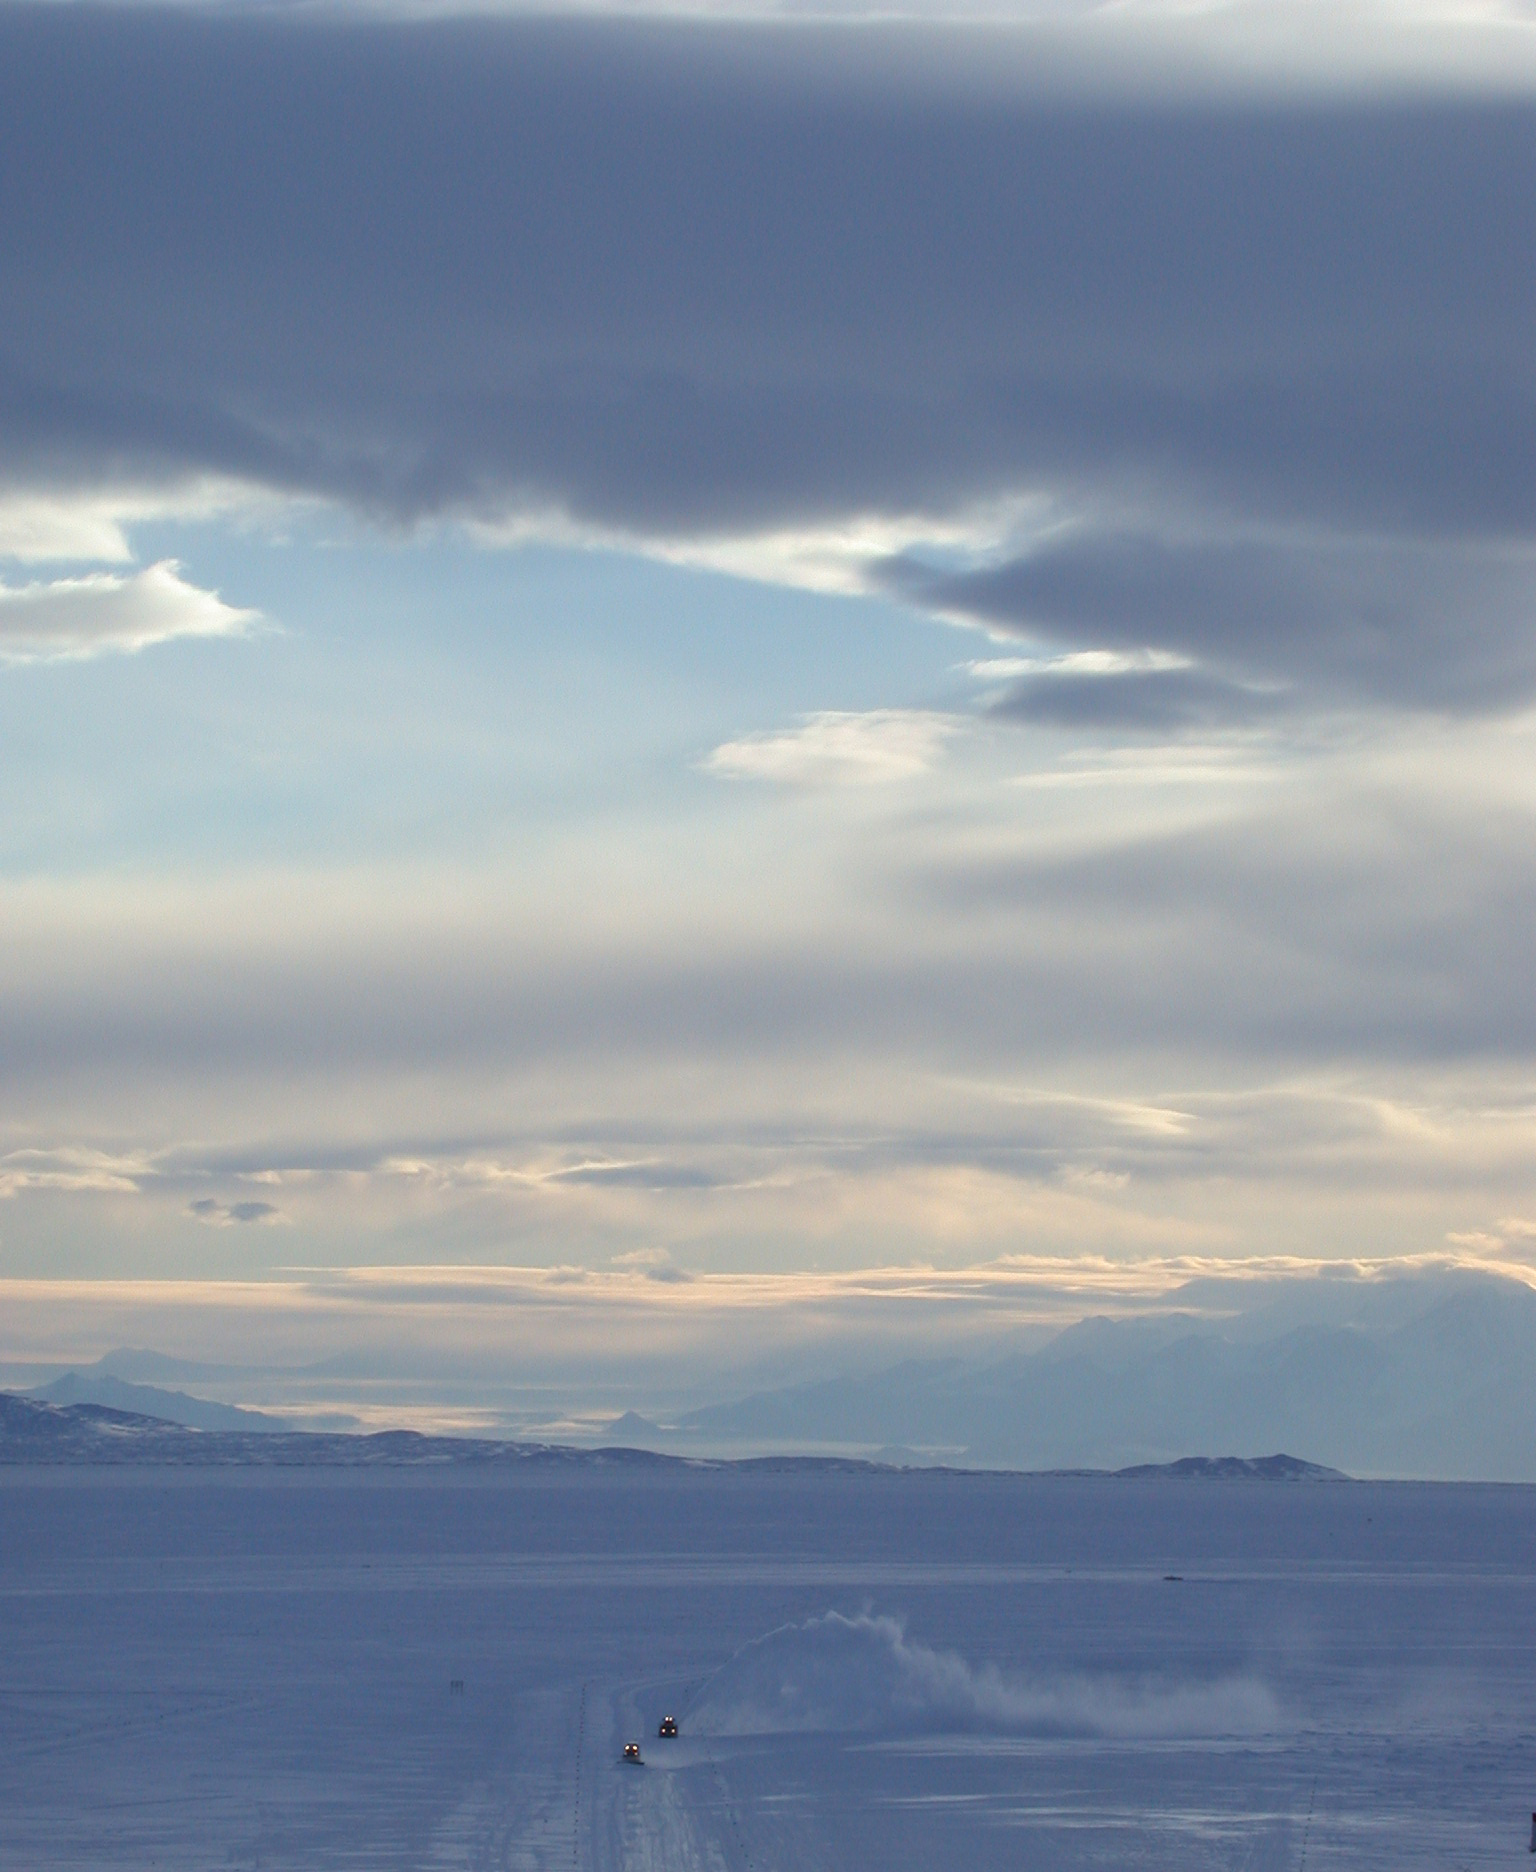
687,1611 -> 1281,1739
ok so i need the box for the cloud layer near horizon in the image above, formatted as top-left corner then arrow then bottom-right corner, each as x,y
3,1255 -> 1533,1451
3,721 -> 1536,1284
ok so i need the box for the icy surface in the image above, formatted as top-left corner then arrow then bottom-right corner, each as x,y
1,1468 -> 1533,1869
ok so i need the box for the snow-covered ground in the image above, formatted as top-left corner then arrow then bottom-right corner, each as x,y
2,1467 -> 1533,1870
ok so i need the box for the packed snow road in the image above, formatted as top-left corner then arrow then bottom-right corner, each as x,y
2,1466 -> 1534,1870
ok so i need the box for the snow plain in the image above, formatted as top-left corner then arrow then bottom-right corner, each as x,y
1,1467 -> 1533,1871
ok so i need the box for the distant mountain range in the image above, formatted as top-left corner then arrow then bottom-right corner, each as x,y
30,1371 -> 293,1433
609,1271 -> 1536,1480
0,1391 -> 1343,1479
17,1357 -> 362,1433
0,1393 -> 687,1468
7,1268 -> 1532,1479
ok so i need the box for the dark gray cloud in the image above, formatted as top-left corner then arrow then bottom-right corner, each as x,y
895,536 -> 1536,715
188,1196 -> 279,1225
987,662 -> 1275,730
0,9 -> 1532,538
3,8 -> 1535,714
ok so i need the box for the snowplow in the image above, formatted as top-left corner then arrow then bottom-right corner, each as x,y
623,1741 -> 643,1764
658,1715 -> 679,1738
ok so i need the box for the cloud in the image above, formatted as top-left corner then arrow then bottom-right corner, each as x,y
0,561 -> 256,662
0,479 -> 267,565
2,11 -> 1535,713
992,663 -> 1275,730
0,1148 -> 146,1198
546,1158 -> 720,1190
703,711 -> 957,785
2,1253 -> 1526,1397
610,1245 -> 693,1280
384,1153 -> 724,1193
8,759 -> 1533,1076
894,533 -> 1536,717
188,1198 -> 283,1226
3,728 -> 1536,1274
0,491 -> 139,564
687,1611 -> 1282,1738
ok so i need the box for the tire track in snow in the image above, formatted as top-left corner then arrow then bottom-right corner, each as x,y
581,1682 -> 722,1872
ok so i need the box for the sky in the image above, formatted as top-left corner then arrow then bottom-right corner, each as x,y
4,0 -> 1536,1424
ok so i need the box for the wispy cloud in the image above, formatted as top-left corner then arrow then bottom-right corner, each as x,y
703,711 -> 959,786
0,1148 -> 147,1198
1,1252 -> 1531,1398
384,1153 -> 725,1193
0,561 -> 257,663
610,1245 -> 693,1282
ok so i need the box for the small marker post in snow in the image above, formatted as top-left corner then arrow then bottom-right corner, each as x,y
1528,1810 -> 1535,1852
